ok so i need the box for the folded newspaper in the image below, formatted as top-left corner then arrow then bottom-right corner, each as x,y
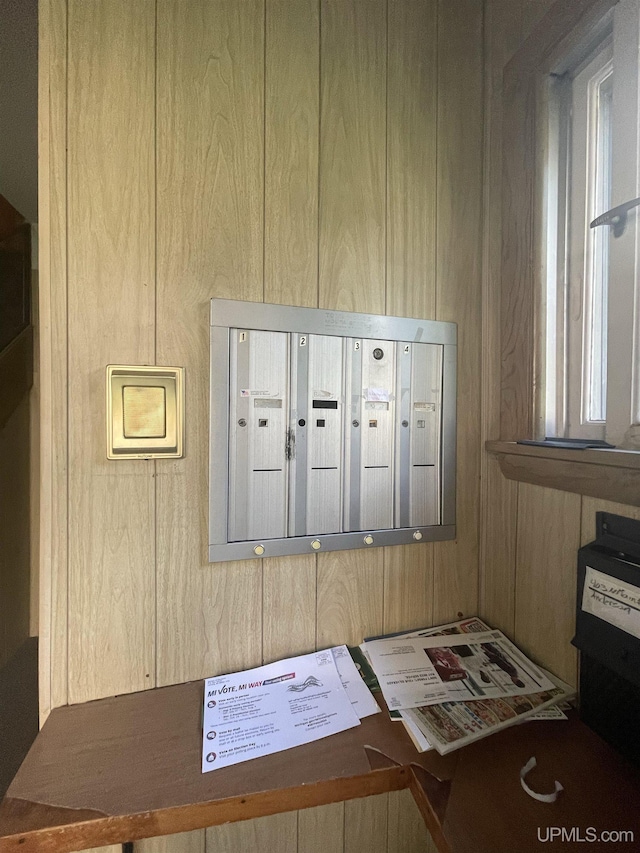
362,618 -> 574,755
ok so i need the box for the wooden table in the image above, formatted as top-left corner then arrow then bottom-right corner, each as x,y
1,679 -> 639,853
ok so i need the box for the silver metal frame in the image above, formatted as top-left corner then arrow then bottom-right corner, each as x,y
209,299 -> 457,563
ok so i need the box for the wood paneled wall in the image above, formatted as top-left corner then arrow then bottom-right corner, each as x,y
39,1 -> 482,852
481,0 -> 640,689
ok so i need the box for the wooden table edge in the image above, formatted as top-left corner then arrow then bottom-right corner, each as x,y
0,765 -> 420,853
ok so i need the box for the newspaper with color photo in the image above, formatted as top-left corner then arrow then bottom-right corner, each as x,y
363,628 -> 556,711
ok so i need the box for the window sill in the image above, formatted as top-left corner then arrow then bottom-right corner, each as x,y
486,440 -> 640,507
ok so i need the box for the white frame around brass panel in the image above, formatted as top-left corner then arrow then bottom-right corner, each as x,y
107,365 -> 184,459
209,299 -> 456,562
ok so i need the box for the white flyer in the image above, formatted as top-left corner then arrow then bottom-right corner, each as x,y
363,630 -> 555,711
202,649 -> 361,772
581,566 -> 640,640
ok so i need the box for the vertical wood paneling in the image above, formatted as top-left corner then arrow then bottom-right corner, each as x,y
319,0 -> 386,314
433,0 -> 483,623
265,0 -> 319,308
386,0 -> 437,320
38,0 -> 68,721
206,812 -> 297,853
155,0 -> 264,690
298,803 -> 345,853
500,61 -> 536,440
317,550 -> 384,647
387,789 -> 437,853
263,555 -> 316,662
137,831 -> 204,853
345,795 -> 388,853
383,545 -> 432,634
479,1 -> 531,642
155,6 -> 264,849
479,457 -> 517,636
66,0 -> 156,704
515,483 -> 581,684
81,847 -> 120,853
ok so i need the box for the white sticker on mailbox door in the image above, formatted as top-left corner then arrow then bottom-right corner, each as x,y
581,566 -> 640,640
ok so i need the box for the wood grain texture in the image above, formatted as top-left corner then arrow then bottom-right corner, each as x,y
386,0 -> 437,320
155,0 -> 264,688
493,450 -> 640,508
387,789 -> 437,853
433,0 -> 483,623
66,0 -> 156,704
298,803 -> 345,853
265,0 -> 319,308
81,847 -> 120,853
515,483 -> 581,684
319,0 -> 386,314
500,60 -> 535,440
480,0 -> 552,649
580,498 -> 640,546
383,545 -> 433,635
206,812 -> 297,853
479,457 -> 517,637
481,0 -> 526,443
317,549 -> 384,648
38,0 -> 68,721
137,832 -> 204,853
345,794 -> 388,853
263,555 -> 316,663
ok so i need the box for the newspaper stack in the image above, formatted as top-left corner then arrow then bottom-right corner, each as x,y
359,617 -> 574,755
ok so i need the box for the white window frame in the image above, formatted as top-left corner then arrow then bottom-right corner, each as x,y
544,0 -> 640,450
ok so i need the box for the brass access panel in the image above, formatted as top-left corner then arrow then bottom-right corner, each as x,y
106,365 -> 184,459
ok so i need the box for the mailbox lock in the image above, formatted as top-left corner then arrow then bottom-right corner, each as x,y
402,420 -> 409,427
373,347 -> 384,360
238,418 -> 247,427
363,534 -> 374,545
253,544 -> 265,556
298,419 -> 306,427
311,539 -> 322,551
352,420 -> 360,428
413,530 -> 423,541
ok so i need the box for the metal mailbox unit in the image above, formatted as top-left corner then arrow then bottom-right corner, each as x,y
209,299 -> 456,562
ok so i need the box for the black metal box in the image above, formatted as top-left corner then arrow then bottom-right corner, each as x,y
572,512 -> 640,767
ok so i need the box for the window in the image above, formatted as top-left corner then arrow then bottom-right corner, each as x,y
544,0 -> 640,449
